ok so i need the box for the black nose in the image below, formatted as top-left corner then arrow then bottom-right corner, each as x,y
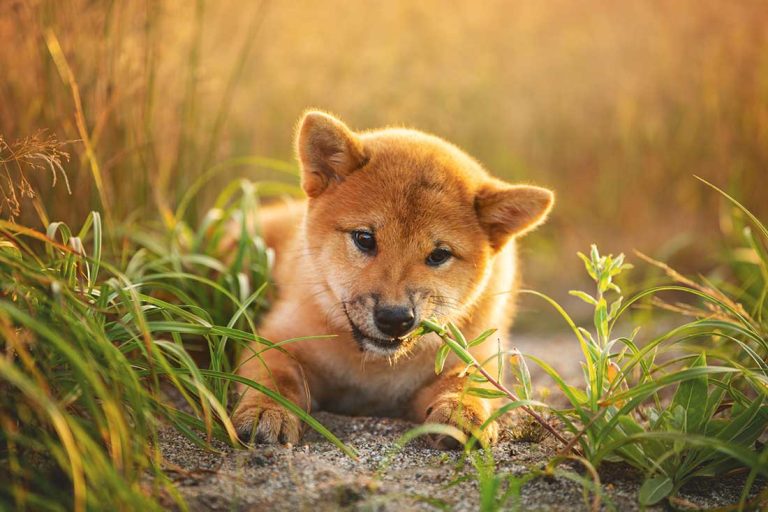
374,305 -> 416,338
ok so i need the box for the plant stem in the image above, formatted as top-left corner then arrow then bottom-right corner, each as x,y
435,329 -> 571,448
473,359 -> 571,447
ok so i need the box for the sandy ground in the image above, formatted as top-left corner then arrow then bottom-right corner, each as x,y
156,335 -> 765,511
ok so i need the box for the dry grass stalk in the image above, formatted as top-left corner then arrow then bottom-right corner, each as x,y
635,251 -> 755,327
0,132 -> 71,221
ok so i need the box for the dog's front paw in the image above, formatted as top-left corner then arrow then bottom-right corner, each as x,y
424,394 -> 499,450
232,397 -> 302,446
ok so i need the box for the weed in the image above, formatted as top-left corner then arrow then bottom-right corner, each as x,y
426,185 -> 768,507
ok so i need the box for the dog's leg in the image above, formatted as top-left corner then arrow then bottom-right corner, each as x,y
411,367 -> 499,450
232,347 -> 309,445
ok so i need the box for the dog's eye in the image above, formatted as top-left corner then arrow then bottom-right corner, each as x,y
351,231 -> 376,254
426,248 -> 452,266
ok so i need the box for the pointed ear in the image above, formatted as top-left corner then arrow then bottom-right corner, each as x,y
296,111 -> 368,197
475,182 -> 554,250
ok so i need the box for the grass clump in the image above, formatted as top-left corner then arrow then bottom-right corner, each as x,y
1,212 -> 189,511
427,184 -> 768,508
551,244 -> 767,507
0,180 -> 351,511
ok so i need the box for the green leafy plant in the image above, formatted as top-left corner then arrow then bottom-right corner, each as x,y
420,319 -> 567,448
524,242 -> 768,507
424,217 -> 767,509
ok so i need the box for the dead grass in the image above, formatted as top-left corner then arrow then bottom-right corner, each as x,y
1,0 -> 767,293
0,132 -> 70,222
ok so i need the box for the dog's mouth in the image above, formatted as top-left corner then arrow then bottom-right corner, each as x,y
343,304 -> 417,355
350,322 -> 417,353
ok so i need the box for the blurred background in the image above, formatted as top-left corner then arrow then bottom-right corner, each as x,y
1,0 -> 767,314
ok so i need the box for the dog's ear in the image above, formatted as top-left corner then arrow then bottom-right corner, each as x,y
296,111 -> 368,197
475,181 -> 554,251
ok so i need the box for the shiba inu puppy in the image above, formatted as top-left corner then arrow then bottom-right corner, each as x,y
232,111 -> 553,448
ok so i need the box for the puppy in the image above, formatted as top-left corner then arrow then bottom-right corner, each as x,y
232,111 -> 553,448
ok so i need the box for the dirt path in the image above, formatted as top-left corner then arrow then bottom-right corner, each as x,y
158,414 -> 756,511
156,335 -> 762,511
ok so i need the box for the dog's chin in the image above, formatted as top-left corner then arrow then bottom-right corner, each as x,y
357,335 -> 407,356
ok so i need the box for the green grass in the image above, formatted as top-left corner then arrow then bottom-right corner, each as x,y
423,183 -> 768,509
0,181 -> 354,511
1,167 -> 767,510
2,178 -> 768,510
525,242 -> 767,506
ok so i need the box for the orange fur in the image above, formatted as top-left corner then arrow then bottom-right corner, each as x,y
233,111 -> 554,448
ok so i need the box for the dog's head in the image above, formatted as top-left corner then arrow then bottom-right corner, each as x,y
296,111 -> 553,357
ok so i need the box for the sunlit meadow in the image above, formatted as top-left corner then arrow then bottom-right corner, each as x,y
1,1 -> 767,510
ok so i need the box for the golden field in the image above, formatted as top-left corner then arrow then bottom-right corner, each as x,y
2,0 -> 767,296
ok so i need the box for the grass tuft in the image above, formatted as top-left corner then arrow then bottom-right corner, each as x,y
0,179 -> 353,510
425,185 -> 768,507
